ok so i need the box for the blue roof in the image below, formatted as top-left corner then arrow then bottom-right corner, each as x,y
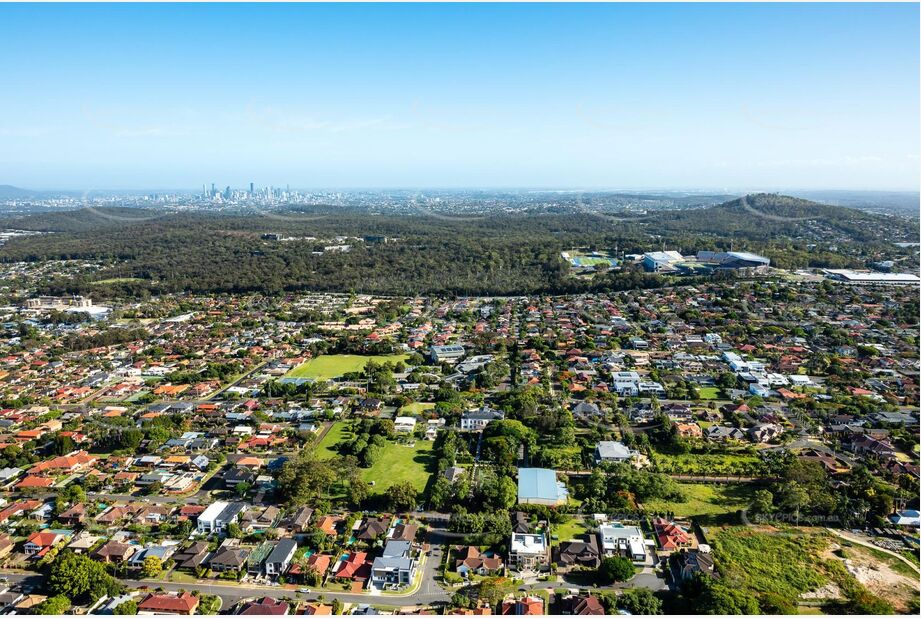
517,468 -> 563,502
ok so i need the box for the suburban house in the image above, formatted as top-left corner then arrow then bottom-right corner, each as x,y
369,540 -> 417,589
393,416 -> 417,433
355,516 -> 391,542
238,597 -> 290,616
653,518 -> 694,552
332,551 -> 371,582
499,596 -> 544,615
23,531 -> 67,558
555,534 -> 601,570
508,533 -> 550,571
197,501 -> 246,535
593,441 -> 635,465
265,538 -> 298,577
559,595 -> 605,616
94,539 -> 137,564
455,546 -> 504,577
208,544 -> 249,573
460,407 -> 505,431
137,591 -> 199,615
598,523 -> 647,562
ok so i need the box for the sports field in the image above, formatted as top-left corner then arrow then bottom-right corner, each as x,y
285,354 -> 409,380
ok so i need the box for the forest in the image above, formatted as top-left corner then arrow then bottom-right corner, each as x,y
0,194 -> 915,298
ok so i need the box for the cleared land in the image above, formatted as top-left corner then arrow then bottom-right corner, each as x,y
360,440 -> 435,494
711,526 -> 916,614
285,354 -> 409,380
650,450 -> 761,476
642,482 -> 755,517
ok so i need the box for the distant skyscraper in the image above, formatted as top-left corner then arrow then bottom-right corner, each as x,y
249,182 -> 254,194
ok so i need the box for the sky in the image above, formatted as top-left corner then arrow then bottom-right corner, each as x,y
0,2 -> 918,191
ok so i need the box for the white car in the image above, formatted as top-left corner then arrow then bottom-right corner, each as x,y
299,588 -> 311,594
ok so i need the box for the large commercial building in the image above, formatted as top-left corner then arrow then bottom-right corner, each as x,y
823,269 -> 920,285
642,251 -> 684,272
429,344 -> 466,363
696,251 -> 770,269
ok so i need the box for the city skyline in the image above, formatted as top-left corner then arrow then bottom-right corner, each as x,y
1,2 -> 919,191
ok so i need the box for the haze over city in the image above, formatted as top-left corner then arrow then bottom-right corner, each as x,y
1,2 -> 919,191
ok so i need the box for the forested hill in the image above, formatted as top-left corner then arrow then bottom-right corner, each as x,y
655,193 -> 916,243
0,194 -> 915,298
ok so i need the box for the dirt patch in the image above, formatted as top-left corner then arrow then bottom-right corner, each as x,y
800,582 -> 842,601
840,551 -> 919,612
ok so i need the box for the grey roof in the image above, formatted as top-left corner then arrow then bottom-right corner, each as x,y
382,540 -> 411,559
595,441 -> 633,460
266,538 -> 297,564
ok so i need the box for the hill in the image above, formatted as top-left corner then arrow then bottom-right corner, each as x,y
655,193 -> 916,243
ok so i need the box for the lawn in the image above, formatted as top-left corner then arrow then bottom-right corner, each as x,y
552,517 -> 591,543
642,482 -> 755,517
400,402 -> 435,415
697,386 -> 722,400
360,440 -> 435,494
314,421 -> 351,460
285,354 -> 409,380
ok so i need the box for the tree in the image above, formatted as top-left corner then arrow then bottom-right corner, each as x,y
141,555 -> 162,578
113,599 -> 138,615
386,481 -> 418,512
332,598 -> 343,615
276,451 -> 336,506
36,595 -> 71,615
48,551 -> 122,604
748,489 -> 774,517
226,522 -> 243,539
348,478 -> 370,508
617,588 -> 663,615
598,556 -> 635,584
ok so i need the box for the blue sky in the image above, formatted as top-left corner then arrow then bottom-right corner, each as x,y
1,2 -> 918,191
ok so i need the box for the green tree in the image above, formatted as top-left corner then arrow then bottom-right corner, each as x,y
47,551 -> 122,604
598,556 -> 635,584
36,595 -> 71,615
386,481 -> 418,512
113,599 -> 138,615
141,555 -> 162,578
617,588 -> 663,615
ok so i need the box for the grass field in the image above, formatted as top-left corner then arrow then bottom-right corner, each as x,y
642,482 -> 755,517
360,440 -> 435,494
314,421 -> 350,460
285,354 -> 409,380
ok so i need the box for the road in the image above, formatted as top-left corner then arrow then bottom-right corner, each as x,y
0,546 -> 450,609
826,528 -> 920,576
